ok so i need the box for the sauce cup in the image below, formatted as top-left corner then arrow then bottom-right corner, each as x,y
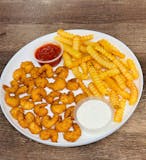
74,97 -> 113,134
34,41 -> 63,67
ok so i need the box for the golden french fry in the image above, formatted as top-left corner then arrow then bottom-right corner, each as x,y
80,34 -> 93,41
98,39 -> 125,58
114,98 -> 126,122
80,62 -> 88,74
79,45 -> 87,54
77,79 -> 92,96
127,59 -> 139,79
113,59 -> 133,81
83,41 -> 97,46
105,77 -> 129,99
81,55 -> 92,63
87,45 -> 115,69
54,36 -> 72,46
72,67 -> 88,80
63,43 -> 82,59
63,52 -> 73,68
88,82 -> 101,97
90,60 -> 102,70
73,36 -> 81,51
98,68 -> 120,80
95,44 -> 115,61
114,74 -> 126,90
87,61 -> 107,95
126,80 -> 138,105
57,29 -> 75,39
109,90 -> 120,109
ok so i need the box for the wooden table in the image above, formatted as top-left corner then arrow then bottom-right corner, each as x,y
0,0 -> 146,159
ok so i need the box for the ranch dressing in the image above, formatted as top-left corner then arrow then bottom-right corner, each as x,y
76,99 -> 112,131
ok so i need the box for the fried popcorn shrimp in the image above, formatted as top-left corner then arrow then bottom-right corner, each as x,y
3,80 -> 19,93
60,92 -> 74,104
63,123 -> 81,142
20,99 -> 34,110
10,107 -> 23,119
34,115 -> 42,126
31,88 -> 47,102
126,80 -> 138,105
47,77 -> 66,91
109,90 -> 120,109
35,77 -> 48,88
13,68 -> 26,82
114,98 -> 126,122
23,77 -> 35,94
30,67 -> 40,78
51,104 -> 66,114
66,78 -> 79,90
41,115 -> 59,129
87,45 -> 115,69
56,117 -> 73,132
75,93 -> 87,103
5,93 -> 20,108
34,103 -> 48,117
28,122 -> 42,134
45,91 -> 60,104
127,59 -> 139,79
15,86 -> 28,95
77,79 -> 92,96
25,112 -> 35,124
88,82 -> 101,98
16,112 -> 29,128
20,61 -> 34,73
98,39 -> 125,58
54,35 -> 72,46
40,129 -> 58,142
55,66 -> 69,79
18,119 -> 29,128
63,43 -> 82,59
64,106 -> 75,120
39,64 -> 53,78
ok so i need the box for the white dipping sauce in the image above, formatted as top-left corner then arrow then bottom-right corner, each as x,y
76,99 -> 112,131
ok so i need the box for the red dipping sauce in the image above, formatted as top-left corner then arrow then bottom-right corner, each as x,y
34,42 -> 63,66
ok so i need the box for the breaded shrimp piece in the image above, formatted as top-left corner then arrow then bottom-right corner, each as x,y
47,77 -> 66,91
66,78 -> 79,91
56,117 -> 72,132
55,66 -> 69,79
40,129 -> 58,142
41,115 -> 59,129
63,123 -> 81,142
60,91 -> 74,104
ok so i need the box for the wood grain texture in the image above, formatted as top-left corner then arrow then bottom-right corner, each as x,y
0,0 -> 146,160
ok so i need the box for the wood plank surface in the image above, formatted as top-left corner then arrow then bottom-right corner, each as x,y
0,0 -> 146,160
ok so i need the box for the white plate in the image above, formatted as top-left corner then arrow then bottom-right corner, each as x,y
0,29 -> 143,147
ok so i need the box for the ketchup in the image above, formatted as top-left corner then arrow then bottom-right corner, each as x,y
35,43 -> 62,66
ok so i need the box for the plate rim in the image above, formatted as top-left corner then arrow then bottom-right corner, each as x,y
0,29 -> 144,147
